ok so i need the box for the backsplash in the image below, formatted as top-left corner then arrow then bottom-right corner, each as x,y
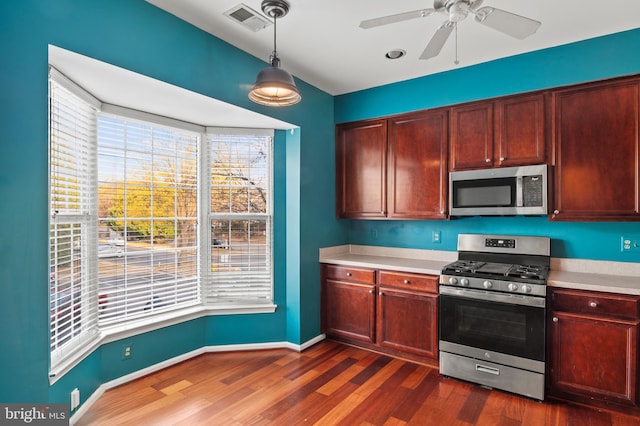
347,216 -> 640,263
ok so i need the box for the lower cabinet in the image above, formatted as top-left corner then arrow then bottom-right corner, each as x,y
323,280 -> 375,344
321,263 -> 439,363
548,288 -> 640,412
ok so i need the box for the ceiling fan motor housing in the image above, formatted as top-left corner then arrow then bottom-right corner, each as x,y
437,0 -> 484,21
448,1 -> 469,21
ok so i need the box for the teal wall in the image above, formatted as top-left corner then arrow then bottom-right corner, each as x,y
336,29 -> 640,263
0,0 -> 345,410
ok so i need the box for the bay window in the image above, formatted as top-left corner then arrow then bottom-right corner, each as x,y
48,69 -> 275,375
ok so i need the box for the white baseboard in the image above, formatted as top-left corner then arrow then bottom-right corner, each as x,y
69,335 -> 326,425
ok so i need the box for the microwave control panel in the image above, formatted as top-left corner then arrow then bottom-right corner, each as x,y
523,175 -> 543,207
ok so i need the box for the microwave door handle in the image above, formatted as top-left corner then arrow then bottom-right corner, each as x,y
516,176 -> 523,207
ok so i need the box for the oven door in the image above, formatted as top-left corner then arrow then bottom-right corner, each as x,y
439,286 -> 546,362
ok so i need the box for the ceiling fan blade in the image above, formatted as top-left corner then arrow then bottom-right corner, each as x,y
420,21 -> 455,60
359,9 -> 435,29
474,7 -> 541,39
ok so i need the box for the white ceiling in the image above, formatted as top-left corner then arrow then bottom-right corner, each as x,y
147,0 -> 640,95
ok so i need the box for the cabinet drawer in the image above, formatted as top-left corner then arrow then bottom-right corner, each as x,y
325,264 -> 375,284
378,270 -> 438,293
551,289 -> 640,320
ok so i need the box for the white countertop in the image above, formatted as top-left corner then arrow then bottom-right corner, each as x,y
320,245 -> 640,296
320,244 -> 456,276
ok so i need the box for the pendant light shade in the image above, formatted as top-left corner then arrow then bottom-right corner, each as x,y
249,0 -> 301,107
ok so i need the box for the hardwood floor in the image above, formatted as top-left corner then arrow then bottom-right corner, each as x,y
77,340 -> 640,425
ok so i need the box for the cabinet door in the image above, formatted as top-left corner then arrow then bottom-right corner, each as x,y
377,287 -> 438,359
388,110 -> 448,219
549,311 -> 639,406
495,94 -> 545,167
552,79 -> 640,221
450,102 -> 494,170
324,279 -> 376,344
336,120 -> 387,218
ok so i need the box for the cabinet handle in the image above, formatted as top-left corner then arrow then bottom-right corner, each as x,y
346,272 -> 352,277
553,210 -> 560,215
499,157 -> 505,162
379,291 -> 384,296
368,290 -> 374,294
552,317 -> 558,322
403,279 -> 410,284
589,301 -> 598,308
485,158 -> 491,163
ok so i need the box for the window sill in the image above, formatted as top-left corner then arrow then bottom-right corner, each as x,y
49,303 -> 278,385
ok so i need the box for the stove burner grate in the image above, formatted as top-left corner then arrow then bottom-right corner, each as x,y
442,260 -> 549,283
506,264 -> 548,280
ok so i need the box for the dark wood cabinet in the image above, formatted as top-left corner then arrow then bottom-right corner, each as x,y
548,288 -> 640,410
336,110 -> 448,220
495,94 -> 546,167
551,78 -> 640,221
450,102 -> 494,170
377,271 -> 438,358
336,74 -> 640,222
336,119 -> 387,219
450,94 -> 545,170
388,110 -> 448,219
321,264 -> 439,363
322,265 -> 376,343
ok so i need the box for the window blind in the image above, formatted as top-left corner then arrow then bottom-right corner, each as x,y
97,115 -> 200,325
49,77 -> 99,367
205,133 -> 273,304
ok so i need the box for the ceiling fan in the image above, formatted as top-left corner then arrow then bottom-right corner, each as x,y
360,0 -> 541,60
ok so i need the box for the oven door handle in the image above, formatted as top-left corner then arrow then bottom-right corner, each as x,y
439,286 -> 546,308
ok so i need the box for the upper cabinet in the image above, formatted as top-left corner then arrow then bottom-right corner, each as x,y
450,93 -> 546,171
387,110 -> 448,219
336,110 -> 448,220
551,77 -> 640,221
450,102 -> 493,170
336,74 -> 640,222
336,119 -> 387,219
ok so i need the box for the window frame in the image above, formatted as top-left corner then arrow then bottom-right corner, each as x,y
96,113 -> 202,326
204,129 -> 275,306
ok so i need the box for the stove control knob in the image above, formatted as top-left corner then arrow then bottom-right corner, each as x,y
521,285 -> 532,293
460,278 -> 470,287
508,283 -> 519,292
448,277 -> 458,285
483,280 -> 493,289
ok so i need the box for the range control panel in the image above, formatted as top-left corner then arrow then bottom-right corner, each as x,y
485,238 -> 516,249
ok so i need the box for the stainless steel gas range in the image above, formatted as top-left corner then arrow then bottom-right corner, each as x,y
439,233 -> 550,400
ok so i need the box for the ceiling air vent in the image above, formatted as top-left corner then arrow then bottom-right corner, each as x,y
224,3 -> 272,32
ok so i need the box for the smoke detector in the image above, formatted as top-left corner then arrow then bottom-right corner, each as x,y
223,3 -> 272,32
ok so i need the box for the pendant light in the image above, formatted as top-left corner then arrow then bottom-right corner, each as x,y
249,0 -> 301,107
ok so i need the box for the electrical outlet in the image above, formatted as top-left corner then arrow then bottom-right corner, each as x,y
122,344 -> 133,360
432,231 -> 441,244
621,235 -> 640,252
70,388 -> 80,411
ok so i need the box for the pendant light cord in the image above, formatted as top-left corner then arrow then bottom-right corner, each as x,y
272,15 -> 277,58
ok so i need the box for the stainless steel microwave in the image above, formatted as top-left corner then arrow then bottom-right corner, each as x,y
449,164 -> 548,216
